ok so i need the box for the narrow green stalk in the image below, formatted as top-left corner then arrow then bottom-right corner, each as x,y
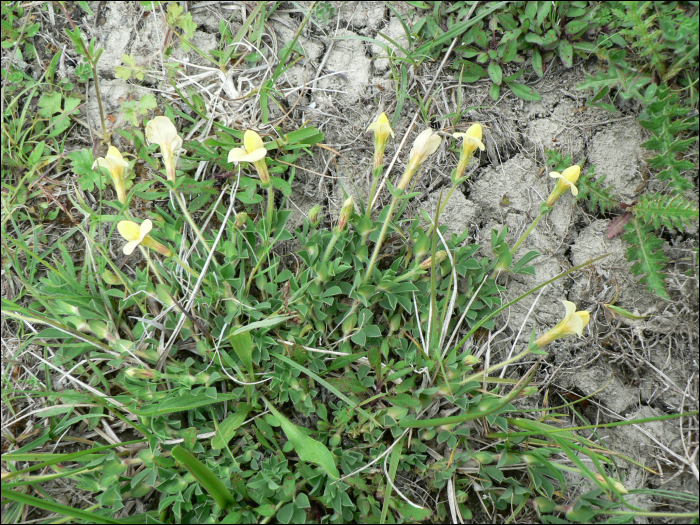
365,176 -> 380,219
266,185 -> 275,235
427,185 -> 457,237
171,254 -> 201,279
362,197 -> 398,287
174,191 -> 212,255
510,211 -> 545,255
322,232 -> 340,263
141,246 -> 165,285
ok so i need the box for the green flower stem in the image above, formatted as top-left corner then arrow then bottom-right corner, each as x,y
365,174 -> 381,220
362,196 -> 399,288
266,185 -> 275,236
322,232 -> 341,263
173,191 -> 212,256
171,254 -> 200,279
460,347 -> 533,385
140,246 -> 165,285
427,184 -> 458,237
510,211 -> 545,255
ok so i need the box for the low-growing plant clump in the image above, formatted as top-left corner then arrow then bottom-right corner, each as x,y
2,1 -> 698,524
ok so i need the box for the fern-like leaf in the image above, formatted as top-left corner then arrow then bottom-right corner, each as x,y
577,168 -> 619,213
622,218 -> 669,299
633,194 -> 700,231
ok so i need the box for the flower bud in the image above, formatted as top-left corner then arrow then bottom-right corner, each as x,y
234,212 -> 248,229
335,196 -> 354,234
461,354 -> 479,367
126,368 -> 158,380
342,313 -> 358,335
308,205 -> 322,227
389,313 -> 402,334
419,251 -> 447,270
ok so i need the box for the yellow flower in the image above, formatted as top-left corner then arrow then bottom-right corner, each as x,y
545,165 -> 581,207
145,116 -> 183,182
408,129 -> 442,167
367,113 -> 394,171
453,123 -> 485,157
118,219 -> 173,257
228,130 -> 268,163
367,112 -> 394,148
398,129 -> 442,190
93,146 -> 129,204
228,130 -> 270,186
534,300 -> 590,348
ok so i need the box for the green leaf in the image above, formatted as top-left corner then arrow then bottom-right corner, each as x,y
531,48 -> 544,77
506,82 -> 541,101
557,40 -> 573,68
230,316 -> 294,335
212,404 -> 252,449
622,219 -> 669,299
263,399 -> 340,480
488,61 -> 503,85
604,304 -> 649,320
0,489 -> 129,524
490,82 -> 500,101
632,194 -> 699,231
131,392 -> 241,417
458,61 -> 486,82
172,446 -> 235,510
502,38 -> 518,63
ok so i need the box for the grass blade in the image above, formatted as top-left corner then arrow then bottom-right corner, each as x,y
171,445 -> 236,510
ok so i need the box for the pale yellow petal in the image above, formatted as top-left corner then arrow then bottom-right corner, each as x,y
562,300 -> 577,319
549,171 -> 562,180
562,165 -> 581,183
382,122 -> 395,138
243,130 -> 264,153
423,133 -> 442,156
146,116 -> 179,148
139,219 -> 153,241
123,240 -> 139,255
576,311 -> 590,329
565,313 -> 584,337
241,148 -> 267,163
118,221 -> 142,242
228,148 -> 247,163
466,123 -> 483,141
410,129 -> 434,158
378,112 -> 389,125
106,146 -> 129,166
367,121 -> 381,134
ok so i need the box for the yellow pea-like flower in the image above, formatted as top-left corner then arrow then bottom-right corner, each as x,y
545,165 -> 581,207
93,146 -> 129,204
228,130 -> 270,186
534,300 -> 590,348
145,116 -> 183,182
